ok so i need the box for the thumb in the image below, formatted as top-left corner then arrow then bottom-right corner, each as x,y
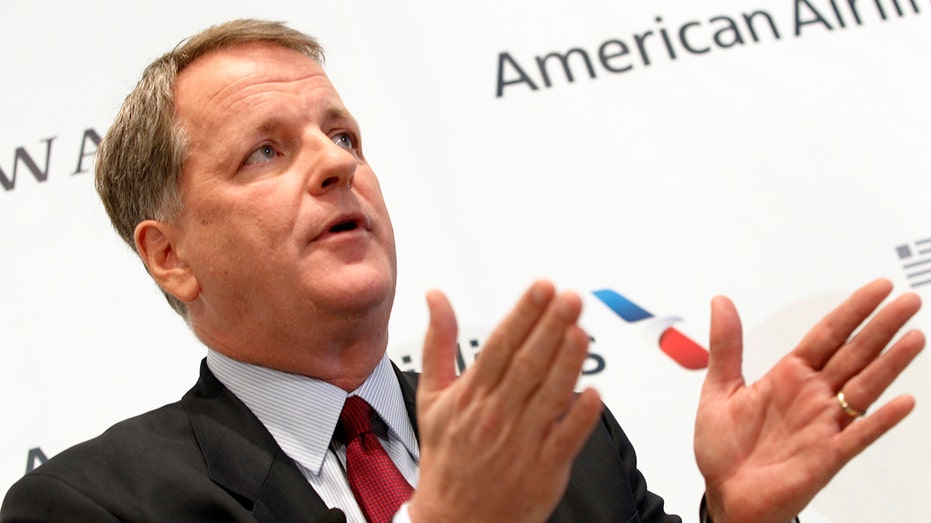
706,295 -> 745,392
420,289 -> 459,394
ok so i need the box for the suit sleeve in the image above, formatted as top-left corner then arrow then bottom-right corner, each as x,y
1,473 -> 121,523
600,405 -> 681,523
549,402 -> 681,523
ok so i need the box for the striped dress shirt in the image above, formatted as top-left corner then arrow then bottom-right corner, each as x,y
207,349 -> 419,523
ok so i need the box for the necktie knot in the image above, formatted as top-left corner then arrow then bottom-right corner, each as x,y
339,395 -> 375,442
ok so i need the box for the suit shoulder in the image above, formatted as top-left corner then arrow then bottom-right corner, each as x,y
1,399 -> 220,521
10,403 -> 203,494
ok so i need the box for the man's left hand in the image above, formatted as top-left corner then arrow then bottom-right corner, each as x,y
695,279 -> 924,523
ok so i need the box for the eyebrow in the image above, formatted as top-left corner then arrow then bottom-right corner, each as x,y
324,105 -> 359,128
252,105 -> 358,135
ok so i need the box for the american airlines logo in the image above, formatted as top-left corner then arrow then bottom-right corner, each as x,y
394,287 -> 708,375
592,289 -> 708,370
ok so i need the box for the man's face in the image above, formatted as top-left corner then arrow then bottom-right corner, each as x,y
167,43 -> 397,364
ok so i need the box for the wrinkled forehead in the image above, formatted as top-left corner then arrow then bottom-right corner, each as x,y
173,42 -> 339,127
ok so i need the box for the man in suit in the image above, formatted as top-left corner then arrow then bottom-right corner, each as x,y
1,19 -> 924,523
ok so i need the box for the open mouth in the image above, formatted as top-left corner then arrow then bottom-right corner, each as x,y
329,220 -> 360,233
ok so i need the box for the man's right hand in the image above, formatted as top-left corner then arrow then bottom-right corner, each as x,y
408,281 -> 603,523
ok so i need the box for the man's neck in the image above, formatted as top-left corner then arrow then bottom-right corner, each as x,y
192,313 -> 390,391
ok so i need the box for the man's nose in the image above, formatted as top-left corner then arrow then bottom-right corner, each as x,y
305,134 -> 356,195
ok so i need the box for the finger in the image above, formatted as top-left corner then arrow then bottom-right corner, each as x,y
523,325 -> 590,436
498,292 -> 583,407
469,280 -> 556,391
705,295 -> 745,393
540,388 -> 603,470
838,329 -> 925,416
795,279 -> 894,368
420,290 -> 460,395
822,292 -> 922,388
834,394 -> 916,464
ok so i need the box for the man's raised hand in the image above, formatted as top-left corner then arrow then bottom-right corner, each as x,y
409,281 -> 603,523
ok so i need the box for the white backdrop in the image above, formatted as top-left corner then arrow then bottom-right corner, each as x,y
1,1 -> 929,520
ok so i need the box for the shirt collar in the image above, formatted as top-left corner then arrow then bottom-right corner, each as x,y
206,349 -> 419,476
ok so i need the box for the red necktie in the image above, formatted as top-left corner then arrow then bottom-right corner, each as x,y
338,396 -> 414,523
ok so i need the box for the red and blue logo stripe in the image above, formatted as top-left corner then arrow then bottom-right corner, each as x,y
592,289 -> 709,370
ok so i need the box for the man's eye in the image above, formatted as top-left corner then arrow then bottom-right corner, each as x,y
245,144 -> 278,165
332,133 -> 355,150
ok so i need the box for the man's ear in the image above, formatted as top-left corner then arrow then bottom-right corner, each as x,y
134,220 -> 200,303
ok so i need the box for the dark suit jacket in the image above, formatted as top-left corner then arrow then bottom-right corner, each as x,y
1,360 -> 680,523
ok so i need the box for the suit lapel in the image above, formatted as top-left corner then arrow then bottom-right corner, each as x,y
183,360 -> 330,522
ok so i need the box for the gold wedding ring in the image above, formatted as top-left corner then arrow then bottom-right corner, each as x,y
836,391 -> 864,418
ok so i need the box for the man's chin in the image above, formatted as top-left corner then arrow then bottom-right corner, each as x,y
309,269 -> 396,317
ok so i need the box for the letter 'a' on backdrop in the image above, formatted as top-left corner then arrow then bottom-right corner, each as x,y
1,2 -> 928,521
